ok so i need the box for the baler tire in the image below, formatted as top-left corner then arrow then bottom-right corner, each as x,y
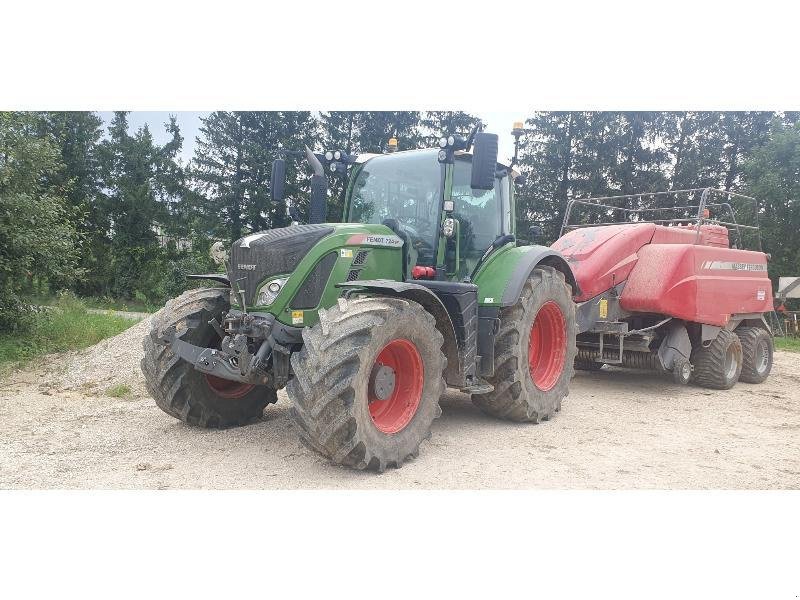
141,287 -> 276,428
473,266 -> 577,422
286,296 -> 446,472
690,328 -> 743,390
736,326 -> 773,384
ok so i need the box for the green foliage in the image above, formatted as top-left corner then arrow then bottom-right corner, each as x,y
743,118 -> 800,285
105,383 -> 133,398
515,111 -> 790,247
0,112 -> 81,332
0,293 -> 137,368
192,111 -> 318,241
775,336 -> 800,352
2,110 -> 799,319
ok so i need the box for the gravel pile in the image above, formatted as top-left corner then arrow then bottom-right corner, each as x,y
52,312 -> 159,394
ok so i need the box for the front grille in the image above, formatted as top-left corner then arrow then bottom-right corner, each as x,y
346,269 -> 362,282
352,250 -> 370,267
229,224 -> 333,305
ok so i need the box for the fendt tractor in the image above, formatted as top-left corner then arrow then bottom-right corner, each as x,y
556,188 -> 775,388
142,124 -> 579,470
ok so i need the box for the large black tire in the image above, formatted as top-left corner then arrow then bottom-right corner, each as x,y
141,288 -> 276,428
473,266 -> 577,422
286,296 -> 446,471
736,326 -> 773,384
690,328 -> 743,390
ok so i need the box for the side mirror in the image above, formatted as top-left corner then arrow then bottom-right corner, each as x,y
471,132 -> 499,191
271,159 -> 286,202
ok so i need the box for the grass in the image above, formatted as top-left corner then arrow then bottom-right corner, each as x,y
0,294 -> 138,371
24,293 -> 155,314
775,336 -> 800,352
105,383 -> 133,399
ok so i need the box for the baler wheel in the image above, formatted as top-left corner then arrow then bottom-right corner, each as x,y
286,296 -> 446,471
672,357 -> 692,385
736,326 -> 773,384
141,288 -> 276,428
690,329 -> 742,390
473,266 -> 576,422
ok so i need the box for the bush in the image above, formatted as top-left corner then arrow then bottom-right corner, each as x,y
0,293 -> 137,368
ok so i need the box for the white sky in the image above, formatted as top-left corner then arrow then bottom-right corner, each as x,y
97,111 -> 523,166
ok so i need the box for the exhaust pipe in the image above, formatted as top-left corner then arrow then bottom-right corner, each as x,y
305,146 -> 327,224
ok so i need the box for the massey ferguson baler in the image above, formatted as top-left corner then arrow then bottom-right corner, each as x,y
553,188 -> 774,389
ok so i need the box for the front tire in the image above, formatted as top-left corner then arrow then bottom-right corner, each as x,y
473,266 -> 577,422
287,296 -> 446,471
141,288 -> 276,428
736,326 -> 773,384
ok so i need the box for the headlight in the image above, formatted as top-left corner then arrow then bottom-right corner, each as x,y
325,151 -> 334,161
437,149 -> 448,162
442,217 -> 456,238
256,277 -> 288,306
333,150 -> 342,160
329,162 -> 338,173
447,135 -> 455,146
438,137 -> 448,148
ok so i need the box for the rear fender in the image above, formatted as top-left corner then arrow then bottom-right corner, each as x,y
473,244 -> 579,307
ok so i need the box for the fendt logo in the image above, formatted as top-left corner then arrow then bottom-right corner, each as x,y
237,264 -> 257,271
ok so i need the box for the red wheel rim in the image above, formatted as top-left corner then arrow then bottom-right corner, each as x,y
528,301 -> 567,391
368,339 -> 424,434
204,374 -> 255,399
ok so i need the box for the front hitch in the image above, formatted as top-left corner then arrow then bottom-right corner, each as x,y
155,326 -> 270,386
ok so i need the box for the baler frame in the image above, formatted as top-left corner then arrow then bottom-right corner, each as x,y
560,187 -> 762,251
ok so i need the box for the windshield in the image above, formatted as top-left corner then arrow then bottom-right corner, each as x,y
451,158 -> 510,269
346,150 -> 442,266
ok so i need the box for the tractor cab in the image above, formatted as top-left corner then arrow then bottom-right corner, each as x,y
343,148 -> 515,281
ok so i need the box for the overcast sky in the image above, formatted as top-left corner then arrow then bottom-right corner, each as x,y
97,111 -> 523,166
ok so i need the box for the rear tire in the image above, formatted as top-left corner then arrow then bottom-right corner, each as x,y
690,328 -> 742,390
473,266 -> 576,422
736,326 -> 773,384
287,296 -> 446,471
141,288 -> 276,428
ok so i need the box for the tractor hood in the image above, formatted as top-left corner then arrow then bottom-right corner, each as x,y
229,224 -> 335,306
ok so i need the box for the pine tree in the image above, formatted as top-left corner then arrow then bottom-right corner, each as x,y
97,111 -> 185,300
40,111 -> 106,295
420,111 -> 481,146
192,111 -> 317,240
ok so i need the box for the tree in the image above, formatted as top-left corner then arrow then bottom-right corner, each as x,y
40,111 -> 105,295
192,111 -> 317,241
420,111 -> 481,146
97,111 -> 186,301
743,118 -> 800,287
0,112 -> 80,330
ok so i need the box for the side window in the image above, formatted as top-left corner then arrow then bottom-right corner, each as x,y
451,160 -> 506,264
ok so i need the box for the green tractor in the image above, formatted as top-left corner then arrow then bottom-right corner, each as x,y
142,124 -> 578,471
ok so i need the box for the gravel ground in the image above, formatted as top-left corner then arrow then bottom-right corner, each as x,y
1,316 -> 798,489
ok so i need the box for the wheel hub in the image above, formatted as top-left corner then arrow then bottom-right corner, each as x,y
369,364 -> 397,401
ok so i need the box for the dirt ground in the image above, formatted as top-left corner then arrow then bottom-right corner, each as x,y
1,316 -> 798,489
